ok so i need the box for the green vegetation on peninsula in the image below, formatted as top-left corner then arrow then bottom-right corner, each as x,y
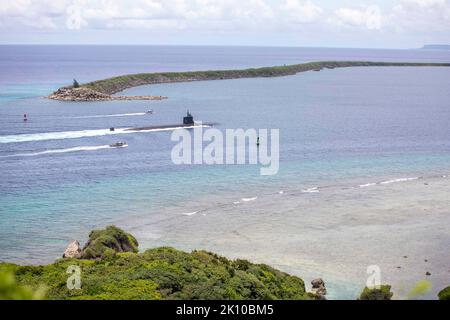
48,61 -> 450,101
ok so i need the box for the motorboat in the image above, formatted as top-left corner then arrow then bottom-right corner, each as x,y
110,141 -> 128,148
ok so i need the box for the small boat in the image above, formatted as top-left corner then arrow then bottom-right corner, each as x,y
146,110 -> 153,114
110,142 -> 128,148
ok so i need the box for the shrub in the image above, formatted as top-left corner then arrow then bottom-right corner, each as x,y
81,226 -> 139,259
0,271 -> 46,300
359,285 -> 393,300
438,286 -> 450,300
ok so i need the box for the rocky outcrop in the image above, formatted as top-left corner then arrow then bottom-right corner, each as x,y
311,278 -> 327,300
62,226 -> 139,260
62,240 -> 82,259
81,226 -> 139,259
48,87 -> 167,102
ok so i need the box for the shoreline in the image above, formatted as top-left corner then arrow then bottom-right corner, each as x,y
47,61 -> 450,101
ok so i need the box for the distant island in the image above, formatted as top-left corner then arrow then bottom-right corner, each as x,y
421,45 -> 450,50
48,61 -> 450,101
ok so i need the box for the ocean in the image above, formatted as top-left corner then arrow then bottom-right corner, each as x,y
0,45 -> 449,299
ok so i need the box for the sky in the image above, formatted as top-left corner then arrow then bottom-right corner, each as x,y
0,0 -> 449,48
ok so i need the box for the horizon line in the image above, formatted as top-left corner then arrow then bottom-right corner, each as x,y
0,43 -> 434,51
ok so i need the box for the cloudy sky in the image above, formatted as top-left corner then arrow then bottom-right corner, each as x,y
0,0 -> 449,48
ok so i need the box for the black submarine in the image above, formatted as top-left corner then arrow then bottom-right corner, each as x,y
125,110 -> 214,132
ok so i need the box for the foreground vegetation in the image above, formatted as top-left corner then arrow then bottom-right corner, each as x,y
438,286 -> 450,300
1,226 -> 448,300
81,61 -> 450,94
0,226 -> 311,300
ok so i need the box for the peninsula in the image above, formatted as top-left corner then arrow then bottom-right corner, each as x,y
48,61 -> 450,101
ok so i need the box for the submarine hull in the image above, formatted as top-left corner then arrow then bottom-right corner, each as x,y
125,123 -> 215,132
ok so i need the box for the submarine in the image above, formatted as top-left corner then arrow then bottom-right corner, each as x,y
126,110 -> 214,132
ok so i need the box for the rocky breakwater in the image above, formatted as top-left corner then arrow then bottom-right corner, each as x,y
48,87 -> 167,102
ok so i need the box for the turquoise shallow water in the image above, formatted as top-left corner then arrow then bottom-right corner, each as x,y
0,46 -> 450,299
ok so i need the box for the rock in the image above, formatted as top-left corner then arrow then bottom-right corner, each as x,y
62,240 -> 82,259
48,87 -> 167,102
81,225 -> 139,259
48,87 -> 111,101
311,278 -> 327,299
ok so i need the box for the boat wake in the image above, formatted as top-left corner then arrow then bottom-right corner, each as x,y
74,112 -> 147,119
0,125 -> 209,144
0,145 -> 113,158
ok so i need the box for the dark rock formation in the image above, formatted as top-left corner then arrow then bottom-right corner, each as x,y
311,278 -> 327,300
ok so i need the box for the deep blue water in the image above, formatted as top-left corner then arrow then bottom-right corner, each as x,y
0,45 -> 450,271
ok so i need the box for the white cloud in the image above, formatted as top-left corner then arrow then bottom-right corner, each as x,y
1,0 -> 449,45
0,0 -> 68,28
0,0 -> 321,30
390,0 -> 450,32
280,0 -> 323,23
333,5 -> 383,30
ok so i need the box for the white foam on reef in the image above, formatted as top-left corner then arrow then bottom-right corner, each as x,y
380,177 -> 419,185
302,187 -> 319,193
0,145 -> 113,158
241,197 -> 258,202
279,191 -> 284,194
181,211 -> 198,216
359,183 -> 377,188
233,201 -> 241,205
0,125 -> 209,144
74,112 -> 147,119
